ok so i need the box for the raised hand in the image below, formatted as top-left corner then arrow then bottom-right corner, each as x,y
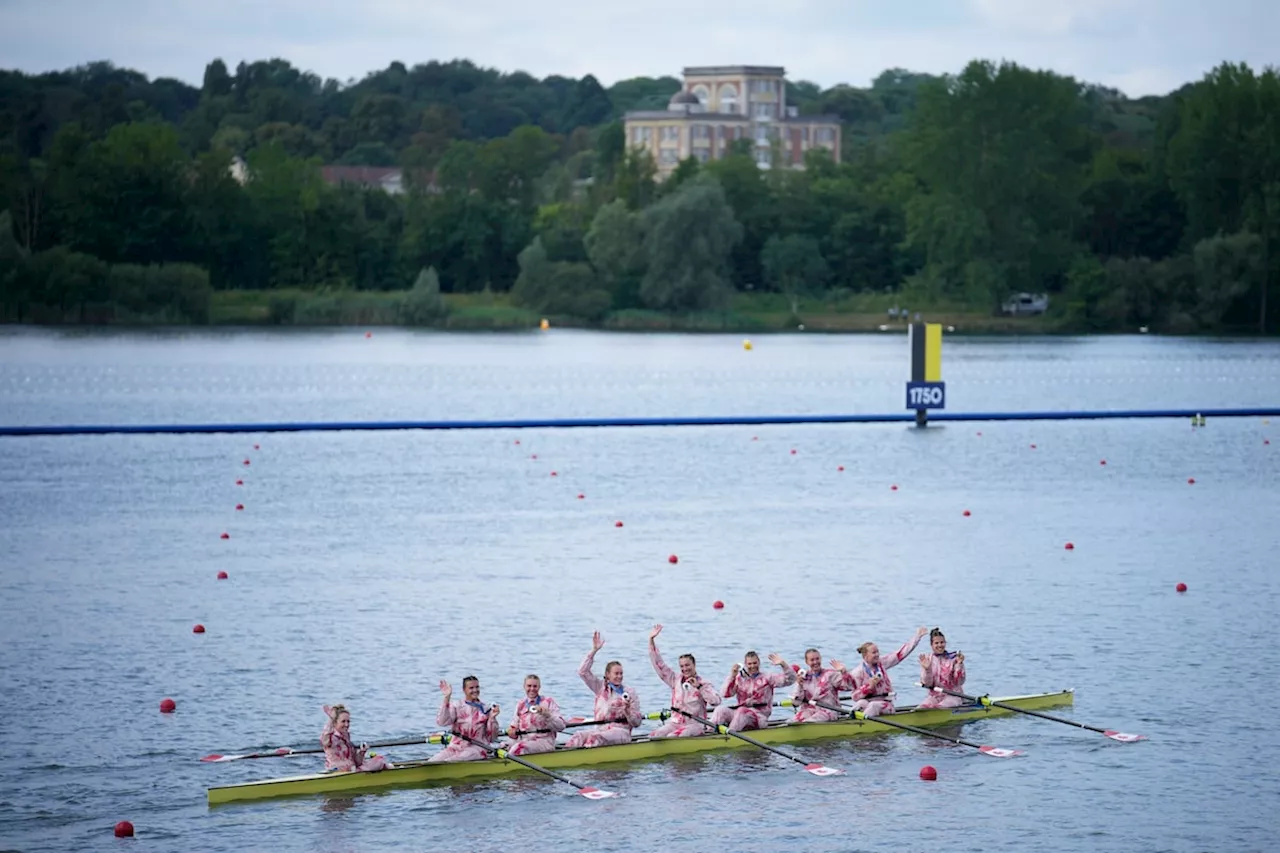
919,653 -> 929,665
488,704 -> 501,719
649,623 -> 663,641
956,652 -> 965,665
829,658 -> 847,672
591,630 -> 605,652
767,653 -> 785,667
917,626 -> 928,637
439,679 -> 452,698
730,662 -> 741,677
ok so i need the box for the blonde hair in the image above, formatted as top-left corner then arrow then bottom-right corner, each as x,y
328,703 -> 349,721
857,642 -> 875,656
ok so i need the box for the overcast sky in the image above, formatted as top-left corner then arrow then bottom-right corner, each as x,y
2,0 -> 1275,97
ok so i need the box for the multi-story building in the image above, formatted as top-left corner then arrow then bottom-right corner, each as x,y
623,65 -> 841,179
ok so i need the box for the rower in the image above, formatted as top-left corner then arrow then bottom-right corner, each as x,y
647,623 -> 720,737
791,648 -> 845,723
504,674 -> 566,755
320,704 -> 394,772
430,676 -> 500,762
711,650 -> 796,732
916,627 -> 967,708
832,626 -> 927,715
564,631 -> 643,749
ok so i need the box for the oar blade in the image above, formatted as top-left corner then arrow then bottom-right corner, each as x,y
1103,730 -> 1147,743
578,786 -> 618,800
978,745 -> 1024,758
200,754 -> 227,762
803,763 -> 845,776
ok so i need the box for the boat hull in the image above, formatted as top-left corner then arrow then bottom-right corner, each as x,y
208,690 -> 1072,805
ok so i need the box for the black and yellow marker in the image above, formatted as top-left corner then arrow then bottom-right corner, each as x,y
907,323 -> 944,427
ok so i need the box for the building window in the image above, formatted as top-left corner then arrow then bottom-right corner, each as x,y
718,83 -> 738,113
661,126 -> 680,143
752,103 -> 775,119
815,127 -> 835,143
755,126 -> 768,145
801,127 -> 810,144
754,148 -> 771,167
694,149 -> 710,163
659,149 -> 679,165
632,126 -> 654,145
692,124 -> 711,140
692,84 -> 709,103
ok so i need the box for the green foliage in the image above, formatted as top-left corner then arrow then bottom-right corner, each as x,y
639,176 -> 742,311
761,234 -> 830,315
511,236 -> 611,319
397,265 -> 449,325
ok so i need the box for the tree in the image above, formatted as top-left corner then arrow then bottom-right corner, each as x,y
398,265 -> 449,324
585,199 -> 646,308
761,234 -> 830,315
639,176 -> 742,311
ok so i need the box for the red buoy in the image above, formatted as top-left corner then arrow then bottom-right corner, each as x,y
919,765 -> 938,781
1187,477 -> 1196,484
668,555 -> 679,564
550,471 -> 558,477
752,436 -> 758,441
1176,582 -> 1188,593
159,698 -> 176,713
837,466 -> 844,472
216,571 -> 228,580
1266,440 -> 1271,445
1065,542 -> 1075,550
615,521 -> 624,528
243,459 -> 250,466
1030,444 -> 1037,449
963,510 -> 971,517
891,485 -> 898,491
235,504 -> 244,511
976,431 -> 982,436
790,449 -> 797,455
253,444 -> 260,450
193,624 -> 205,634
530,454 -> 537,460
577,493 -> 585,499
220,532 -> 229,540
514,440 -> 520,445
1100,460 -> 1107,465
235,479 -> 243,486
365,331 -> 372,338
114,821 -> 135,838
713,600 -> 724,609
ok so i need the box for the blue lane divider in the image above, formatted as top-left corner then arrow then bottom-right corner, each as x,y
1,408 -> 1276,437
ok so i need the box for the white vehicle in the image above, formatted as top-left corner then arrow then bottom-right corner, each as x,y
1001,292 -> 1049,315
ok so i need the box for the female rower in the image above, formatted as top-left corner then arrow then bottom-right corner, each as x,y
792,647 -> 846,723
505,674 -> 566,755
833,626 -> 928,716
564,630 -> 643,749
711,650 -> 795,732
647,623 -> 721,737
916,627 -> 967,708
430,676 -> 500,762
320,704 -> 394,772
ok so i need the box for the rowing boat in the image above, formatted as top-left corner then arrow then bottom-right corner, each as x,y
207,689 -> 1071,804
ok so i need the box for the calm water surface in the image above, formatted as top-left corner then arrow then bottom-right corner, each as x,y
0,328 -> 1278,853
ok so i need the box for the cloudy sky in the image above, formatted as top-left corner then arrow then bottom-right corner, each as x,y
1,0 -> 1274,96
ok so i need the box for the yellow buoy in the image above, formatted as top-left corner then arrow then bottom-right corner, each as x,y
743,339 -> 752,351
540,318 -> 549,330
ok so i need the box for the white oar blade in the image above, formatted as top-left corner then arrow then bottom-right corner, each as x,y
978,746 -> 1024,758
1104,730 -> 1147,743
579,786 -> 617,800
804,763 -> 845,776
201,754 -> 230,762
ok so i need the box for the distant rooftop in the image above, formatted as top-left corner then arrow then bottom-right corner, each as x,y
683,65 -> 786,77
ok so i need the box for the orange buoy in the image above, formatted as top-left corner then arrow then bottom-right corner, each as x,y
159,698 -> 176,713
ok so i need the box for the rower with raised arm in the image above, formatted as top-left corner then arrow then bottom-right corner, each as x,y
916,627 -> 967,708
647,623 -> 720,737
832,626 -> 928,715
505,674 -> 567,755
711,650 -> 796,732
320,704 -> 394,772
791,647 -> 846,723
430,676 -> 500,762
564,630 -> 643,749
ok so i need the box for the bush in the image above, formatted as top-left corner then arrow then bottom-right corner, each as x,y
397,266 -> 449,325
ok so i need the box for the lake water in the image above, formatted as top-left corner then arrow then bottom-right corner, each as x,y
0,328 -> 1277,853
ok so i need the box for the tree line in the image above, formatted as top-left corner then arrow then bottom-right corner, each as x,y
1,56 -> 1277,333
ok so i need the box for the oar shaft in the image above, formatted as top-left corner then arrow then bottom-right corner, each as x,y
676,709 -> 807,767
932,687 -> 1108,735
451,733 -> 584,790
810,699 -> 988,751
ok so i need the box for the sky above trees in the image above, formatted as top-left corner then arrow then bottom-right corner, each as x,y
2,0 -> 1274,97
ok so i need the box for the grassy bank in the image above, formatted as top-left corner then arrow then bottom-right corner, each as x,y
207,289 -> 1055,334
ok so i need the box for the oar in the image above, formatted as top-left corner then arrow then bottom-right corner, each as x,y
807,700 -> 1023,758
920,685 -> 1147,742
563,711 -> 669,726
450,732 -> 617,799
201,734 -> 447,763
675,708 -> 843,776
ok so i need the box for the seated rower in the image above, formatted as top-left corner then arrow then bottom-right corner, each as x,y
320,704 -> 394,772
711,650 -> 795,732
647,623 -> 720,737
564,630 -> 643,749
792,647 -> 846,723
833,626 -> 927,716
430,676 -> 500,762
917,627 -> 967,708
505,674 -> 566,755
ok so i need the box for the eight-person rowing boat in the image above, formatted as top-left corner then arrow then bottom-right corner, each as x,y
204,625 -> 1144,805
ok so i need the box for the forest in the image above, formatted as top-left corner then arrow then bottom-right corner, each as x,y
0,56 -> 1276,334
